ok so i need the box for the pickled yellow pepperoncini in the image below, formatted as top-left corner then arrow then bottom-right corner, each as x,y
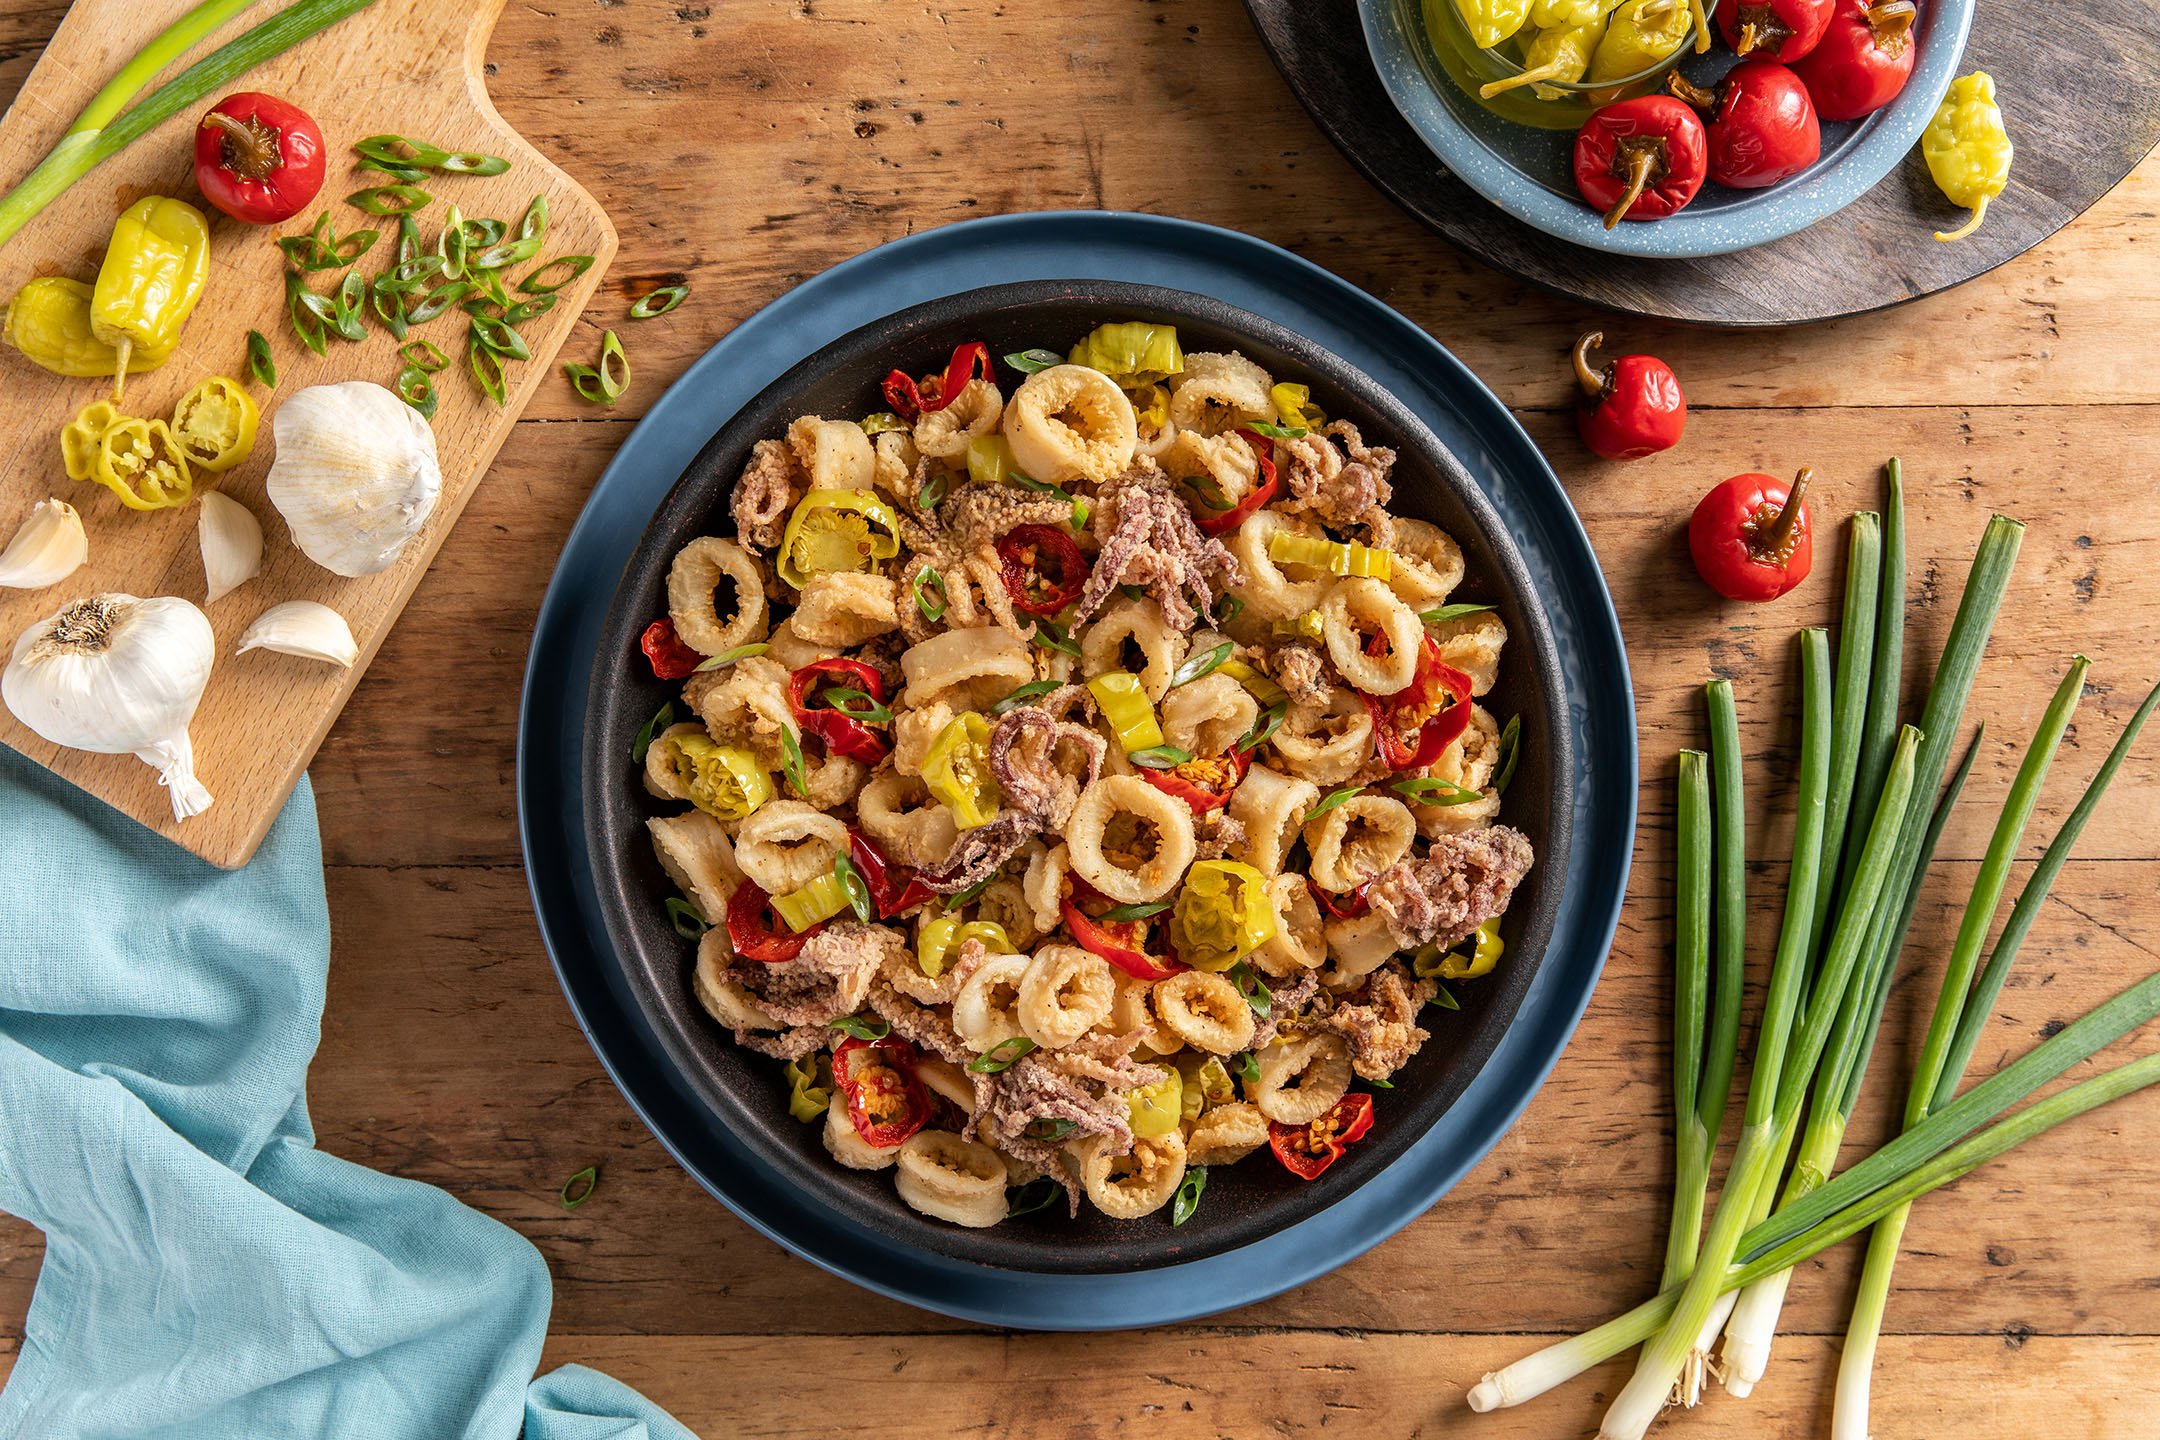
1483,10 -> 1609,98
1178,1054 -> 1236,1121
59,400 -> 124,482
665,732 -> 774,821
1126,1069 -> 1185,1139
966,433 -> 1020,487
2,278 -> 174,379
1588,0 -> 1691,81
1922,72 -> 2012,243
916,915 -> 1012,979
1413,919 -> 1505,981
1170,859 -> 1277,972
1216,657 -> 1289,709
93,417 -> 193,511
1266,530 -> 1394,580
858,411 -> 908,436
1129,382 -> 1171,434
1086,671 -> 1165,753
1272,610 -> 1326,641
1067,321 -> 1184,386
776,488 -> 903,588
783,1053 -> 834,1122
1455,0 -> 1534,48
1270,382 -> 1326,431
91,196 -> 211,398
773,871 -> 855,933
923,711 -> 1002,828
169,377 -> 259,473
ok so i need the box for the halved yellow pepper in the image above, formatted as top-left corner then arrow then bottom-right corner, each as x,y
1170,859 -> 1276,972
170,377 -> 259,473
776,488 -> 902,589
92,417 -> 193,511
1068,321 -> 1183,386
923,711 -> 1001,829
1270,382 -> 1325,431
773,871 -> 855,933
1267,531 -> 1393,580
916,915 -> 1013,979
60,400 -> 124,482
91,196 -> 210,395
1086,671 -> 1164,753
3,278 -> 174,379
664,732 -> 773,821
1126,1069 -> 1184,1138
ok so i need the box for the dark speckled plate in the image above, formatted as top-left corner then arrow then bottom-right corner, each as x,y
582,281 -> 1569,1273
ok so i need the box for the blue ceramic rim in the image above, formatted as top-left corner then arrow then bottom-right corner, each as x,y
516,211 -> 1637,1329
1359,0 -> 1976,259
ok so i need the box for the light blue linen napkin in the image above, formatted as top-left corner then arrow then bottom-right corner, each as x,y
0,749 -> 697,1440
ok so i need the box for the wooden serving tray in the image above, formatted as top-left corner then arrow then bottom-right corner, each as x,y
0,0 -> 615,866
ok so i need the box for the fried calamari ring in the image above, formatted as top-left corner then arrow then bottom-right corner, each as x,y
641,721 -> 706,804
913,377 -> 1004,459
1224,509 -> 1331,624
1270,683 -> 1374,786
1101,969 -> 1169,1053
733,800 -> 848,895
666,535 -> 770,655
1066,775 -> 1199,904
1253,871 -> 1327,979
1003,364 -> 1138,484
895,1130 -> 1008,1227
685,654 -> 793,768
1022,842 -> 1074,935
1250,1034 -> 1352,1125
1430,609 -> 1509,697
790,571 -> 901,648
1319,578 -> 1422,697
975,875 -> 1042,950
899,625 -> 1035,712
692,931 -> 780,1030
1077,1129 -> 1187,1219
1078,595 -> 1185,702
763,616 -> 842,672
1019,943 -> 1117,1049
1227,761 -> 1320,877
1154,969 -> 1256,1054
788,415 -> 876,490
951,951 -> 1031,1053
1385,517 -> 1466,610
1163,428 -> 1260,507
1185,1100 -> 1270,1166
870,428 -> 921,500
1166,351 -> 1274,437
1413,705 -> 1505,838
824,1101 -> 898,1170
1160,672 -> 1258,758
647,809 -> 742,925
1323,911 -> 1399,988
1303,793 -> 1417,892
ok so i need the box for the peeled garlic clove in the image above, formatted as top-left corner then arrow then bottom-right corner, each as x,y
236,600 -> 358,668
198,491 -> 264,605
0,499 -> 89,589
267,380 -> 442,578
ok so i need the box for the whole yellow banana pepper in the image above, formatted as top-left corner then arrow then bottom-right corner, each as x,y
1588,0 -> 1692,81
2,278 -> 174,379
1922,72 -> 2012,243
90,196 -> 211,395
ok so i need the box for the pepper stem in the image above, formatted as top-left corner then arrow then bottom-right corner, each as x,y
110,337 -> 130,405
1935,195 -> 1988,243
1573,332 -> 1612,401
202,109 -> 281,181
1603,143 -> 1664,230
1667,72 -> 1719,109
1865,0 -> 1918,43
1480,59 -> 1568,98
1753,467 -> 1812,559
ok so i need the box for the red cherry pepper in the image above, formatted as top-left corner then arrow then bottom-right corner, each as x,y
847,831 -> 936,919
1572,96 -> 1709,229
725,881 -> 821,963
1268,1093 -> 1377,1180
1366,637 -> 1475,771
1193,430 -> 1282,537
787,658 -> 892,766
995,524 -> 1092,616
192,92 -> 326,226
882,341 -> 990,422
1688,467 -> 1816,601
1572,331 -> 1686,462
1671,63 -> 1822,190
1716,0 -> 1833,60
640,617 -> 704,681
1060,883 -> 1187,981
1791,0 -> 1918,121
832,1036 -> 932,1149
1308,878 -> 1372,920
1137,749 -> 1251,814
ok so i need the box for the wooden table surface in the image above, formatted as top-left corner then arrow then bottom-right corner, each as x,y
4,2 -> 2158,1435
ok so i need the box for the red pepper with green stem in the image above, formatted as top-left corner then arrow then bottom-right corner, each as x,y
1573,331 -> 1686,461
1689,466 -> 1815,601
193,92 -> 325,225
1573,96 -> 1709,229
1791,0 -> 1918,120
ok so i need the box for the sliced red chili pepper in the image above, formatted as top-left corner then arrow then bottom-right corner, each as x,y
1193,429 -> 1282,537
787,658 -> 891,766
1365,636 -> 1475,771
995,524 -> 1092,616
1061,882 -> 1186,981
1268,1092 -> 1377,1180
833,1036 -> 931,1149
848,830 -> 936,919
639,617 -> 704,681
725,880 -> 819,963
881,340 -> 991,422
1307,878 -> 1371,920
1137,749 -> 1250,814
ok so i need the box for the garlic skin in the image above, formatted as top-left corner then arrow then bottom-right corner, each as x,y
198,491 -> 264,604
0,499 -> 89,589
266,380 -> 442,578
3,593 -> 215,819
236,600 -> 358,668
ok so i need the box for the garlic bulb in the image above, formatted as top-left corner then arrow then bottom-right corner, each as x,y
236,600 -> 358,668
0,499 -> 88,589
198,492 -> 263,604
267,380 -> 442,577
3,594 -> 215,819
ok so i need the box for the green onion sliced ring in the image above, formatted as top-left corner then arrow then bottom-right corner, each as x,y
832,853 -> 876,923
1127,745 -> 1194,771
356,155 -> 427,184
1228,961 -> 1272,1018
1429,982 -> 1461,1012
828,1011 -> 888,1041
1003,347 -> 1064,373
500,295 -> 558,326
519,194 -> 549,242
858,411 -> 906,436
1422,602 -> 1496,626
406,280 -> 473,325
1006,1176 -> 1063,1217
394,364 -> 438,420
439,150 -> 511,176
1235,702 -> 1286,755
916,470 -> 950,510
631,700 -> 678,763
1217,592 -> 1246,626
1172,1166 -> 1208,1225
822,686 -> 894,725
1494,714 -> 1523,794
1393,775 -> 1484,806
1368,1076 -> 1395,1089
519,254 -> 595,295
1234,1051 -> 1261,1085
968,1036 -> 1037,1074
1098,899 -> 1172,922
559,1165 -> 599,1210
945,872 -> 999,909
346,183 -> 432,216
400,339 -> 450,373
470,312 -> 532,363
990,680 -> 1060,716
663,896 -> 710,940
1244,419 -> 1308,440
563,330 -> 630,406
629,284 -> 690,320
780,725 -> 809,799
1307,784 -> 1364,820
913,566 -> 947,622
1165,641 -> 1232,691
1031,616 -> 1081,658
471,236 -> 542,272
245,329 -> 275,388
1022,1117 -> 1079,1142
693,642 -> 771,672
285,272 -> 325,356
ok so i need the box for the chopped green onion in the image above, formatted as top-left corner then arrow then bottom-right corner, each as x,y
394,364 -> 438,419
439,150 -> 510,176
1233,1052 -> 1261,1084
1127,745 -> 1193,770
945,872 -> 1000,908
631,701 -> 677,763
559,1165 -> 598,1209
822,687 -> 894,725
1022,1117 -> 1079,1142
1493,714 -> 1522,794
500,295 -> 558,326
285,272 -> 326,356
470,312 -> 532,362
1392,776 -> 1483,806
471,236 -> 542,271
1243,419 -> 1308,439
1429,983 -> 1461,1011
780,725 -> 809,799
693,643 -> 771,672
1005,1176 -> 1063,1217
1235,702 -> 1287,755
1003,348 -> 1064,373
1307,784 -> 1364,820
245,329 -> 276,389
406,280 -> 473,325
859,412 -> 906,436
1228,961 -> 1272,1018
968,1036 -> 1037,1074
328,271 -> 367,341
1171,1166 -> 1208,1225
469,341 -> 507,408
400,339 -> 449,373
916,470 -> 950,510
1217,592 -> 1246,626
518,194 -> 548,242
1165,641 -> 1232,691
563,330 -> 629,406
1031,616 -> 1081,657
832,852 -> 876,923
990,680 -> 1060,715
828,1012 -> 888,1041
356,155 -> 427,184
913,567 -> 947,623
519,254 -> 595,294
1421,602 -> 1496,626
629,284 -> 690,319
664,896 -> 710,940
1009,470 -> 1061,495
346,184 -> 432,216
1098,900 -> 1172,922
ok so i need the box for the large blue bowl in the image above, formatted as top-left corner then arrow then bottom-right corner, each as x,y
1363,0 -> 1976,258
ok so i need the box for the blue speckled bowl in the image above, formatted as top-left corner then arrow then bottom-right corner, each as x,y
1363,0 -> 1975,258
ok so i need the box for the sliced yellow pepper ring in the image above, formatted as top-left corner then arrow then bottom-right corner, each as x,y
1216,657 -> 1289,710
665,732 -> 774,821
170,376 -> 260,473
776,487 -> 903,589
1067,321 -> 1184,386
923,711 -> 1002,829
916,915 -> 1013,979
783,1052 -> 833,1122
1170,858 -> 1277,972
92,417 -> 193,511
1270,381 -> 1325,431
1193,1055 -> 1236,1106
1272,610 -> 1325,641
1267,530 -> 1393,580
966,433 -> 1019,487
60,400 -> 125,482
773,871 -> 855,933
1128,382 -> 1170,434
1126,1069 -> 1185,1138
1086,670 -> 1165,754
1413,919 -> 1505,982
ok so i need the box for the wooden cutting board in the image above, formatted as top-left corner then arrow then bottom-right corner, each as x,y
0,0 -> 615,867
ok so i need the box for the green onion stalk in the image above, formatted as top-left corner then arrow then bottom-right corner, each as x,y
0,0 -> 380,251
1833,672 -> 2160,1440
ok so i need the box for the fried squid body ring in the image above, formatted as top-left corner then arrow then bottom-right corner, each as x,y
1077,1130 -> 1188,1219
1270,684 -> 1374,786
892,699 -> 956,778
900,626 -> 1035,712
1166,351 -> 1274,437
1185,1101 -> 1270,1167
666,535 -> 770,655
1023,842 -> 1074,934
870,429 -> 920,500
1253,871 -> 1327,979
790,571 -> 900,648
1078,596 -> 1185,701
1228,762 -> 1320,877
1066,775 -> 1199,904
1304,793 -> 1417,892
685,654 -> 793,768
692,932 -> 779,1031
916,1058 -> 979,1117
647,810 -> 743,924
641,722 -> 707,803
824,1102 -> 898,1171
1018,943 -> 1116,1049
1323,911 -> 1399,987
913,377 -> 1005,459
1385,517 -> 1466,610
895,1130 -> 1009,1227
1415,704 -> 1505,838
733,800 -> 848,895
856,767 -> 960,869
1251,1034 -> 1353,1125
763,617 -> 841,673
788,416 -> 876,490
976,876 -> 1041,950
1003,364 -> 1138,484
1101,970 -> 1168,1053
1164,429 -> 1260,506
1160,672 -> 1257,757
951,951 -> 1032,1052
1320,578 -> 1422,696
1154,970 -> 1256,1055
1430,609 -> 1510,697
1225,510 -> 1331,623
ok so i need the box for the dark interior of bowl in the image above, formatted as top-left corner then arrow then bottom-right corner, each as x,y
582,281 -> 1573,1273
